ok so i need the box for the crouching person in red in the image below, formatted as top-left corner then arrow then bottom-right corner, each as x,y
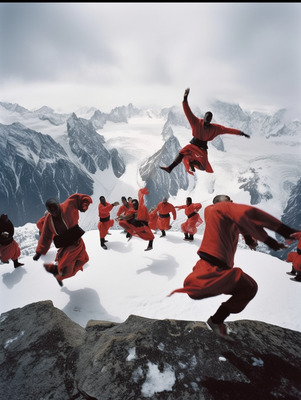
33,193 -> 92,286
117,188 -> 155,251
0,214 -> 24,268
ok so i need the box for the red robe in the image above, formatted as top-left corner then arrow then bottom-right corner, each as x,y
286,232 -> 301,272
153,202 -> 177,231
181,100 -> 242,175
36,216 -> 46,233
0,217 -> 21,262
35,193 -> 92,283
98,202 -> 115,239
117,204 -> 131,217
0,241 -> 20,263
119,188 -> 155,241
177,203 -> 203,235
169,202 -> 296,309
148,209 -> 159,231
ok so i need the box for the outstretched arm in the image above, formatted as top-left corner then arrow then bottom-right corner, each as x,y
240,131 -> 250,138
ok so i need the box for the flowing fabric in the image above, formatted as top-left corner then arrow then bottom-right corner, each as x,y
55,238 -> 89,283
148,210 -> 159,231
177,203 -> 203,235
180,144 -> 213,175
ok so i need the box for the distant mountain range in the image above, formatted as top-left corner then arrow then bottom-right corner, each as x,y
0,99 -> 300,260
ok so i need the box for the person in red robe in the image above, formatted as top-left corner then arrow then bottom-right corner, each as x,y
117,188 -> 155,251
0,214 -> 24,268
286,231 -> 301,282
116,196 -> 132,219
152,197 -> 177,237
98,196 -> 119,250
169,194 -> 298,340
116,196 -> 133,234
160,88 -> 250,176
33,193 -> 92,286
176,197 -> 203,241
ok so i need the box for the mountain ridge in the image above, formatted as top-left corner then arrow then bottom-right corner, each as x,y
0,99 -> 300,260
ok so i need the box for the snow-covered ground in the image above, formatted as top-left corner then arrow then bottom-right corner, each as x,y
1,227 -> 300,333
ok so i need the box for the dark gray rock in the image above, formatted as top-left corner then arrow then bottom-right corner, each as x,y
1,301 -> 300,400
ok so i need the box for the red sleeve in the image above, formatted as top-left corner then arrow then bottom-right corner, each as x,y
36,216 -> 45,231
192,203 -> 202,212
137,188 -> 149,220
67,193 -> 92,210
98,203 -> 113,217
35,215 -> 54,255
182,100 -> 198,128
213,124 -> 241,136
117,205 -> 125,217
220,202 -> 293,243
170,205 -> 177,220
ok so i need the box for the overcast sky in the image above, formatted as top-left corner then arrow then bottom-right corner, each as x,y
0,3 -> 300,117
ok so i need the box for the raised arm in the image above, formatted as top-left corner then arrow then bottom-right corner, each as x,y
182,88 -> 198,128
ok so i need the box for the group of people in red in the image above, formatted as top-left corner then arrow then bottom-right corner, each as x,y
98,189 -> 203,251
1,87 -> 300,341
28,187 -> 204,287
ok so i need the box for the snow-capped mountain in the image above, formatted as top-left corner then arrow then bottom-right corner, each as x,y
0,100 -> 300,260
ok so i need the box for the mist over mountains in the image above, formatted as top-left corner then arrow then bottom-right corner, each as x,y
0,99 -> 300,260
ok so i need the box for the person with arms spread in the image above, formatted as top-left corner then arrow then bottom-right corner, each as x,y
160,88 -> 250,175
169,194 -> 298,341
176,197 -> 203,241
33,193 -> 92,286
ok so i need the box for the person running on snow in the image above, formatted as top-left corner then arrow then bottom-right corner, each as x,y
169,194 -> 298,340
117,188 -> 155,251
33,193 -> 92,286
152,197 -> 177,238
285,231 -> 301,282
98,196 -> 119,250
0,214 -> 24,268
176,197 -> 203,241
160,88 -> 250,175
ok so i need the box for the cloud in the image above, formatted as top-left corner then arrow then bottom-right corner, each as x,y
0,3 -> 300,117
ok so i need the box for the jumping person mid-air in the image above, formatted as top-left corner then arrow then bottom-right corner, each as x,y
33,193 -> 92,286
160,88 -> 250,175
